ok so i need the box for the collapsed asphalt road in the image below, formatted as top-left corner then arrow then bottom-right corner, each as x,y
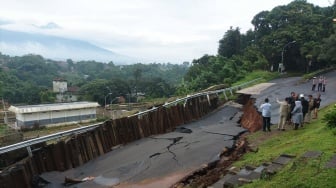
41,102 -> 247,187
40,70 -> 336,188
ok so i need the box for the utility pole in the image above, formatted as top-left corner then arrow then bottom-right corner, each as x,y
280,40 -> 296,73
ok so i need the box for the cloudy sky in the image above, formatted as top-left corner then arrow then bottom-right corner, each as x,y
0,0 -> 332,63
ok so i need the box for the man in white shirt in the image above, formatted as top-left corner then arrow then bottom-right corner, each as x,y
260,98 -> 272,132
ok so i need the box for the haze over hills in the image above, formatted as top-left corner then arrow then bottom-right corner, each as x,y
0,29 -> 138,64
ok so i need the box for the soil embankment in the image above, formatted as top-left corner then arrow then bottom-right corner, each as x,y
171,94 -> 262,187
240,97 -> 263,132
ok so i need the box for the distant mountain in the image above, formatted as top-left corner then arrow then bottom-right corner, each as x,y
0,29 -> 137,64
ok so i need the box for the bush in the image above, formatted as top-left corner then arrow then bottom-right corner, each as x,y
323,104 -> 336,129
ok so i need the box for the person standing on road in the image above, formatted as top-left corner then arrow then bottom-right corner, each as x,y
312,77 -> 316,91
291,100 -> 303,130
322,76 -> 327,92
313,93 -> 322,119
317,76 -> 323,92
260,98 -> 272,132
306,95 -> 314,123
287,92 -> 297,125
276,97 -> 290,131
300,94 -> 309,127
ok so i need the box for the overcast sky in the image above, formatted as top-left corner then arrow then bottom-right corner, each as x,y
0,0 -> 332,63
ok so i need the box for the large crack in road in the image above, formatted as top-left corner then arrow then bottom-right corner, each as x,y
166,136 -> 183,165
148,136 -> 184,165
39,103 -> 247,188
120,105 -> 247,186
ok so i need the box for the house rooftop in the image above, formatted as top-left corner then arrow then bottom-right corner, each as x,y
8,102 -> 100,114
53,78 -> 67,82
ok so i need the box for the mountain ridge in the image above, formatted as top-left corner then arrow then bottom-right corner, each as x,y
0,28 -> 137,64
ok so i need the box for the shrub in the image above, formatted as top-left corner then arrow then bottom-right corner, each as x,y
323,104 -> 336,129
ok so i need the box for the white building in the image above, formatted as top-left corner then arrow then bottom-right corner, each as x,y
8,102 -> 100,128
53,79 -> 80,102
53,78 -> 67,93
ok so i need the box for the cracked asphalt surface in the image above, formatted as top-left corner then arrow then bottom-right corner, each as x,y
41,103 -> 247,187
40,70 -> 336,187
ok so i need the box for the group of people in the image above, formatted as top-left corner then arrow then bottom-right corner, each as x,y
312,76 -> 327,92
259,92 -> 322,132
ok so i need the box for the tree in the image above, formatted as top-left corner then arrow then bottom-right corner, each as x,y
40,89 -> 55,103
184,55 -> 214,82
240,46 -> 268,71
143,77 -> 173,98
319,32 -> 336,65
218,27 -> 241,58
250,0 -> 334,72
79,79 -> 110,104
251,10 -> 272,40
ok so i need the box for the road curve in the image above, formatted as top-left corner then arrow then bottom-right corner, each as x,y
252,70 -> 336,124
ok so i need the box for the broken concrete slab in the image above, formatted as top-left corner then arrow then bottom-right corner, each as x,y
237,168 -> 253,176
222,170 -> 261,187
272,154 -> 295,165
223,175 -> 246,187
325,154 -> 336,168
244,171 -> 262,180
265,163 -> 283,174
245,165 -> 256,171
302,151 -> 322,158
254,164 -> 268,173
230,111 -> 244,124
212,153 -> 294,188
214,166 -> 262,188
237,83 -> 276,95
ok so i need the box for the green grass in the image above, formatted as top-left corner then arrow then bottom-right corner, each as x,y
0,124 -> 7,135
233,70 -> 279,87
235,104 -> 336,188
302,66 -> 336,80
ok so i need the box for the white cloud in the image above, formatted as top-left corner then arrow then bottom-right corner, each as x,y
34,22 -> 61,29
0,41 -> 48,56
0,0 -> 331,63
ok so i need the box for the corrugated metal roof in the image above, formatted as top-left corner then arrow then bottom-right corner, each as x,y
8,102 -> 100,114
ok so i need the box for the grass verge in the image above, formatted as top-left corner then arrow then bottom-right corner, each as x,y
233,70 -> 279,87
235,104 -> 336,188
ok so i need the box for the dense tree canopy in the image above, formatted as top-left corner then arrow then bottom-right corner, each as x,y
218,27 -> 241,58
0,53 -> 188,105
182,0 -> 336,91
